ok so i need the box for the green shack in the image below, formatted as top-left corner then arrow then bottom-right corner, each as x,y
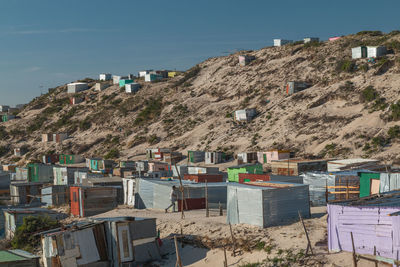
187,151 -> 205,163
227,163 -> 263,182
87,158 -> 114,173
27,163 -> 53,183
2,114 -> 16,122
359,172 -> 380,197
119,79 -> 133,87
59,154 -> 84,165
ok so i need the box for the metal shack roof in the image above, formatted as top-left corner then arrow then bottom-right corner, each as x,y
228,181 -> 307,190
228,163 -> 261,169
330,190 -> 400,207
0,250 -> 38,262
328,158 -> 379,165
3,207 -> 60,215
138,178 -> 226,188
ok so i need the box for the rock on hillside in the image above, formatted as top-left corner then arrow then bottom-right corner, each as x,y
1,31 -> 400,165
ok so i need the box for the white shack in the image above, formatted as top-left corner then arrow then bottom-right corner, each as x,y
139,70 -> 153,77
0,105 -> 10,112
99,73 -> 112,81
67,83 -> 88,94
95,82 -> 109,91
125,83 -> 141,93
367,46 -> 387,58
304,37 -> 319,43
273,39 -> 293,47
234,108 -> 257,122
145,73 -> 163,82
352,46 -> 367,59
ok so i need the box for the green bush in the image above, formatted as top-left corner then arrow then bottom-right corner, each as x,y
11,216 -> 60,252
0,145 -> 8,156
304,41 -> 321,48
79,117 -> 91,131
388,125 -> 400,139
133,97 -> 163,126
361,86 -> 378,102
104,148 -> 119,159
356,30 -> 383,36
389,101 -> 400,121
0,126 -> 8,139
371,136 -> 387,148
147,134 -> 160,145
337,59 -> 356,73
27,116 -> 47,133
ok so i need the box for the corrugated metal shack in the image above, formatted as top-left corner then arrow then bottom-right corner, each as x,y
304,37 -> 319,43
205,151 -> 225,164
41,217 -> 160,267
146,148 -> 172,160
359,172 -> 380,197
125,82 -> 141,93
0,171 -> 10,195
234,108 -> 257,122
187,166 -> 219,175
136,161 -> 149,173
70,186 -> 118,217
10,182 -> 45,205
95,82 -> 110,91
270,159 -> 327,176
238,55 -> 256,66
41,133 -> 53,142
42,154 -> 59,164
15,167 -> 28,181
41,185 -> 69,207
67,82 -> 88,93
0,249 -> 39,267
286,81 -> 310,95
2,164 -> 16,172
13,147 -> 27,157
27,163 -> 53,183
53,166 -> 88,185
188,150 -> 205,163
134,178 -> 227,210
238,173 -> 303,184
227,181 -> 310,227
4,207 -> 66,239
59,154 -> 84,164
92,217 -> 161,266
2,114 -> 16,122
380,173 -> 400,193
86,158 -> 114,174
352,46 -> 368,59
122,178 -> 135,206
273,39 -> 293,46
172,165 -> 188,177
237,152 -> 258,164
367,46 -> 387,58
184,174 -> 223,183
99,73 -> 112,81
328,191 -> 400,260
227,163 -> 263,182
80,177 -> 123,204
301,171 -> 362,206
163,151 -> 183,165
327,158 -> 380,172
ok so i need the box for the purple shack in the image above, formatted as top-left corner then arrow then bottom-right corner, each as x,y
328,191 -> 400,259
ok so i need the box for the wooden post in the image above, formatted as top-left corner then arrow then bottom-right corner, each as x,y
373,246 -> 378,267
298,211 -> 313,255
174,235 -> 183,267
174,164 -> 186,219
325,180 -> 328,203
219,202 -> 223,216
223,246 -> 228,267
205,180 -> 209,217
346,180 -> 349,200
350,232 -> 357,267
229,223 -> 238,257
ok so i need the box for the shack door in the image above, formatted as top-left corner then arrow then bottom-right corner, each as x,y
117,223 -> 133,262
370,179 -> 380,195
70,187 -> 81,216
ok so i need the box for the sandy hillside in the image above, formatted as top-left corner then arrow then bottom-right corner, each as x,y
1,31 -> 400,165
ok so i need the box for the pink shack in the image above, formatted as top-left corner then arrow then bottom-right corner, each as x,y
148,161 -> 170,172
258,150 -> 290,164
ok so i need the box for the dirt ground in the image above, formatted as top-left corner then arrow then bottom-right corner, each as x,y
92,206 -> 378,267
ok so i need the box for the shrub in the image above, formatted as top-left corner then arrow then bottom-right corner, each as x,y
356,30 -> 383,36
361,86 -> 378,102
304,41 -> 321,48
11,216 -> 60,252
389,101 -> 400,121
133,97 -> 163,126
104,148 -> 119,159
0,146 -> 8,157
337,59 -> 356,73
79,118 -> 91,131
388,126 -> 400,139
371,136 -> 388,148
0,126 -> 8,139
147,134 -> 160,145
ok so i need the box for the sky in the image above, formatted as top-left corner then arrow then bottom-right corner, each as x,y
1,0 -> 399,106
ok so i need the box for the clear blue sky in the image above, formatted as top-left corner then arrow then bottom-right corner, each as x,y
1,0 -> 399,105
